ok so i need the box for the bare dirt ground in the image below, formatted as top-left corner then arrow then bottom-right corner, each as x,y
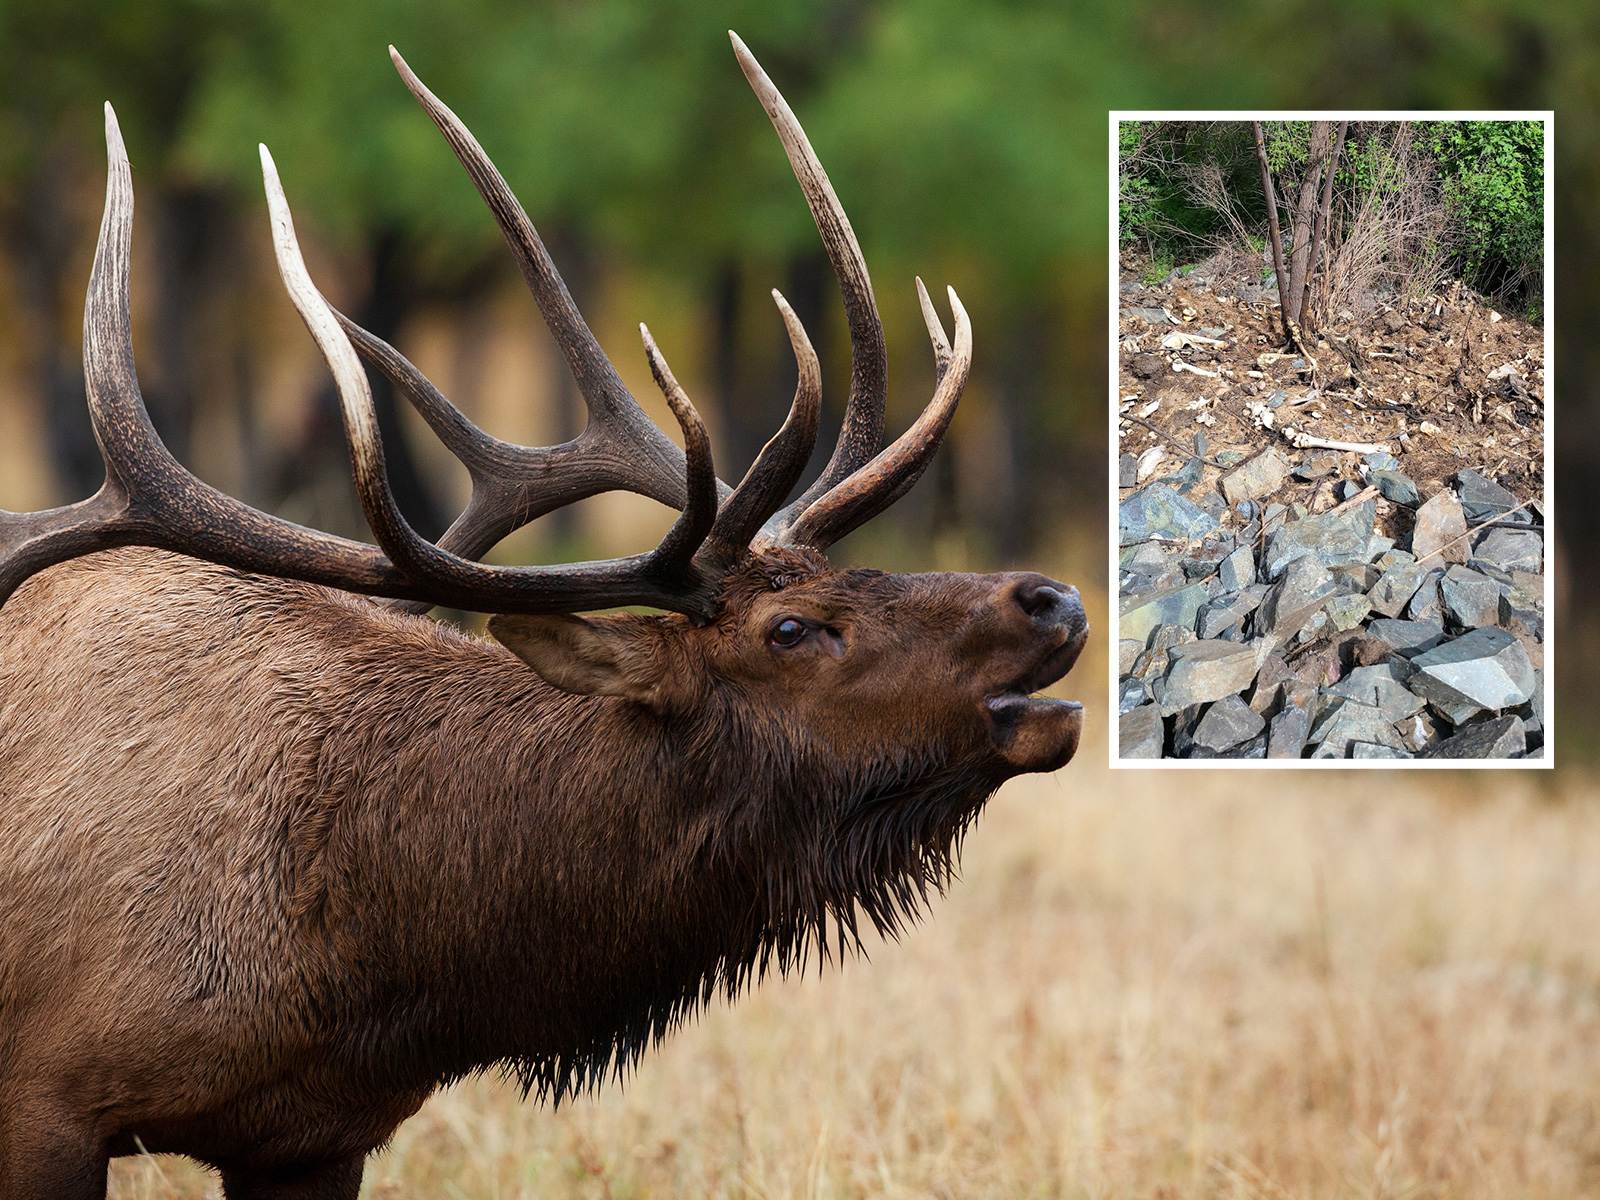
1117,248 -> 1544,528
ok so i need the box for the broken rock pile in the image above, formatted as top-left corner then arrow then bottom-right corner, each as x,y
1118,467 -> 1544,760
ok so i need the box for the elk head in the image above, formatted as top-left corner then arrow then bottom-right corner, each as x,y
0,34 -> 1086,780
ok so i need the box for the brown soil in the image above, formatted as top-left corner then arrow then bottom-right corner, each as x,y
1117,249 -> 1545,531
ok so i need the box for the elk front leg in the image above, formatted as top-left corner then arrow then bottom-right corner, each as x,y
218,1154 -> 365,1200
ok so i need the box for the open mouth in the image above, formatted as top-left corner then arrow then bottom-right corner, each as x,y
983,626 -> 1089,717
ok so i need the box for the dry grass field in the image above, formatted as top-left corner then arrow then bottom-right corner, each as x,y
106,717 -> 1600,1199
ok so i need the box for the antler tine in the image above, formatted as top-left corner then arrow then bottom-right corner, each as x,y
916,276 -> 954,381
782,285 -> 972,552
386,48 -> 722,519
335,314 -> 698,567
729,33 -> 888,529
263,147 -> 721,618
0,104 -> 415,611
701,290 -> 821,566
638,326 -> 719,581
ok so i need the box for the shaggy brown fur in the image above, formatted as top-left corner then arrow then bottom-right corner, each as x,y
0,547 -> 1085,1198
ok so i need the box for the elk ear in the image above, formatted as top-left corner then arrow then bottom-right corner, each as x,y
488,613 -> 670,707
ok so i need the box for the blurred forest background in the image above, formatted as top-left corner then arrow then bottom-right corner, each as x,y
0,0 -> 1594,745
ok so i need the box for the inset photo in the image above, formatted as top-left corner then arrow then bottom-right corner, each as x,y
1111,116 -> 1551,764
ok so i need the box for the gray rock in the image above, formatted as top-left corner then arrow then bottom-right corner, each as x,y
1333,563 -> 1380,593
1120,581 -> 1211,643
1335,480 -> 1363,502
1119,484 -> 1220,546
1308,699 -> 1407,757
1294,610 -> 1329,645
1129,624 -> 1197,682
1120,704 -> 1165,758
1267,705 -> 1311,759
1453,469 -> 1516,524
1498,574 -> 1544,641
1256,556 -> 1339,643
1119,452 -> 1138,488
1118,638 -> 1145,678
1419,714 -> 1528,759
1514,670 -> 1545,735
1220,448 -> 1291,506
1292,451 -> 1340,481
1119,676 -> 1151,714
1197,595 -> 1254,640
1368,561 -> 1425,618
1408,627 -> 1537,714
1125,308 -> 1175,327
1324,663 -> 1426,722
1248,654 -> 1294,716
1190,695 -> 1266,754
1352,742 -> 1410,759
1215,450 -> 1246,467
1170,702 -> 1210,757
1471,527 -> 1543,574
1326,592 -> 1373,632
1122,569 -> 1183,599
1363,450 -> 1400,472
1209,734 -> 1269,759
1367,535 -> 1396,561
1406,571 -> 1444,623
1440,565 -> 1501,630
1370,469 -> 1420,507
1123,541 -> 1169,576
1160,639 -> 1262,713
1411,489 -> 1469,563
1365,618 -> 1445,657
1262,498 -> 1376,579
1218,544 -> 1256,593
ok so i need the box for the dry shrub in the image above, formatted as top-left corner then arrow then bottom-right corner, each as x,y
1324,125 -> 1459,317
105,699 -> 1600,1198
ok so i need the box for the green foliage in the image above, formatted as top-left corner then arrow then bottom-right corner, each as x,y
1418,119 -> 1543,301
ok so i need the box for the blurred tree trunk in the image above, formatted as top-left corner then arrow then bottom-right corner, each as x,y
542,226 -> 596,546
709,251 -> 836,500
146,185 -> 235,473
3,152 -> 97,501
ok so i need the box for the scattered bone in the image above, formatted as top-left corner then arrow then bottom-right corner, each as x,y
1135,446 -> 1165,483
1173,361 -> 1220,378
1282,429 -> 1392,454
1161,331 -> 1227,351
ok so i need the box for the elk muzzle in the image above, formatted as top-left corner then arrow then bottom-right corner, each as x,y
981,573 -> 1088,773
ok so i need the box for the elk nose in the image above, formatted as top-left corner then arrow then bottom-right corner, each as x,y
1010,575 -> 1088,638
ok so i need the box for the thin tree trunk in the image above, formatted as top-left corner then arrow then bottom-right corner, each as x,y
1304,120 -> 1349,325
1285,122 -> 1332,325
2,152 -> 98,500
1251,122 -> 1292,344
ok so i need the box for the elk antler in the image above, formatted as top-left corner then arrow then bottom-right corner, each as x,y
726,32 -> 971,553
0,38 -> 972,618
350,38 -> 969,561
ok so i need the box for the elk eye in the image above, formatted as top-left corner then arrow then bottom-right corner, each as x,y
769,618 -> 809,648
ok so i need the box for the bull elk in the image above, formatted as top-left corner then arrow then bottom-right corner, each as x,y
0,34 -> 1087,1199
